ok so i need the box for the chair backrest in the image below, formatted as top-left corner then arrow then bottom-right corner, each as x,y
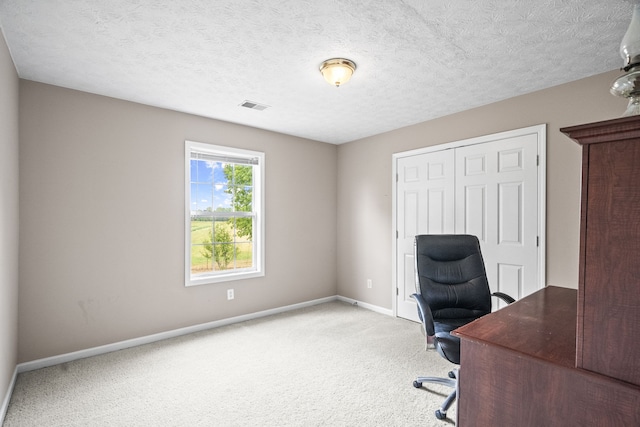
415,234 -> 491,321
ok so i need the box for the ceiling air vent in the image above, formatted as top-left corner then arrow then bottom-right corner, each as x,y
240,100 -> 269,111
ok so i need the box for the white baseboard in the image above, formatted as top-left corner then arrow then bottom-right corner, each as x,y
16,295 -> 391,375
336,295 -> 393,316
18,295 -> 341,373
1,366 -> 17,424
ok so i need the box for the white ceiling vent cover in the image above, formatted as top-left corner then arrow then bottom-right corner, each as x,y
240,100 -> 270,111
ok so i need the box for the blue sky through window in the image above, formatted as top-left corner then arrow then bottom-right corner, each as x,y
190,160 -> 232,212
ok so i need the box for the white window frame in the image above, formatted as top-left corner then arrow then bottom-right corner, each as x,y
185,140 -> 265,286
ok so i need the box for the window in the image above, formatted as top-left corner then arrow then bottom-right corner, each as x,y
185,141 -> 264,286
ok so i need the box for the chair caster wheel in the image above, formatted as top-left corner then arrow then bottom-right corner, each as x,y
413,380 -> 422,388
435,409 -> 447,420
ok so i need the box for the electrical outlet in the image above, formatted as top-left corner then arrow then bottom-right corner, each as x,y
227,289 -> 235,300
367,279 -> 372,289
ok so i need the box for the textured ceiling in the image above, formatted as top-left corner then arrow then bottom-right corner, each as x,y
0,0 -> 635,144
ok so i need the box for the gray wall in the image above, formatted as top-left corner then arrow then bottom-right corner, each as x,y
0,30 -> 19,403
336,70 -> 628,308
18,81 -> 337,362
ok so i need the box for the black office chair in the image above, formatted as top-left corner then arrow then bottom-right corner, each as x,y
411,234 -> 514,420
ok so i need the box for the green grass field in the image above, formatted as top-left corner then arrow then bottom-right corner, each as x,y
190,221 -> 253,273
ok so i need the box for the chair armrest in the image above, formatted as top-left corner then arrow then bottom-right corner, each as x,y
411,293 -> 435,336
491,292 -> 516,305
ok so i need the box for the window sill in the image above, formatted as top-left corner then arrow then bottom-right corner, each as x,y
185,270 -> 264,287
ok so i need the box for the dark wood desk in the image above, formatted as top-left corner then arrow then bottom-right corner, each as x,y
454,286 -> 640,426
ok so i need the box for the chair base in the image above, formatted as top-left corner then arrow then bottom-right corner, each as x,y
413,370 -> 458,420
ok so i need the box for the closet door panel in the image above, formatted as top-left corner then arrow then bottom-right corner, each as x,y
396,150 -> 455,321
455,134 -> 539,307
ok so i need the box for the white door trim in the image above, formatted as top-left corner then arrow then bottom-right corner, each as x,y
391,124 -> 546,318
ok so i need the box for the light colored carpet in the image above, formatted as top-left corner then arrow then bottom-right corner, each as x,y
4,301 -> 457,426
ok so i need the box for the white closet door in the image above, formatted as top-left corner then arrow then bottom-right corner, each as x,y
455,133 -> 539,308
396,150 -> 455,322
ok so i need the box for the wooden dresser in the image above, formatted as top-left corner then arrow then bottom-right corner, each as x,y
454,116 -> 640,426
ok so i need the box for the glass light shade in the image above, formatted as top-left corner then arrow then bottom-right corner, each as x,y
320,58 -> 356,87
621,4 -> 640,66
611,70 -> 640,116
611,4 -> 640,116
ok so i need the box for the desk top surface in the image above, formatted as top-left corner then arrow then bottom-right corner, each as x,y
453,286 -> 578,368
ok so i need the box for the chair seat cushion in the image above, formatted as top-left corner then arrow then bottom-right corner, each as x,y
433,318 -> 475,365
434,318 -> 476,334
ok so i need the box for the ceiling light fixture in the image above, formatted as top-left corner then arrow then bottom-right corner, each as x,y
319,58 -> 356,87
611,3 -> 640,116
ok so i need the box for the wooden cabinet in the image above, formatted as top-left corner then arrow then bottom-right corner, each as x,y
454,116 -> 640,426
562,116 -> 640,386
